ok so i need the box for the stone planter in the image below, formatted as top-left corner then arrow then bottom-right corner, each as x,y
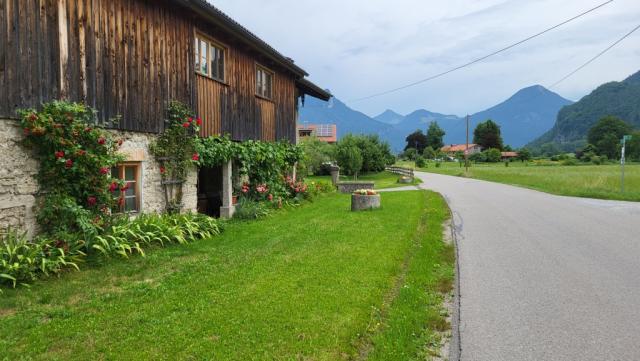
351,194 -> 381,211
398,176 -> 413,184
337,182 -> 375,194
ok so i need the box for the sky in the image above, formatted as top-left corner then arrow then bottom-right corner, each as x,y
212,0 -> 640,117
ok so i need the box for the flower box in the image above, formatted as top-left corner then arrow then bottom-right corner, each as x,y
351,189 -> 381,211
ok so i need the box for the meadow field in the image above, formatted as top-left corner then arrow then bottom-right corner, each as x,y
398,160 -> 640,202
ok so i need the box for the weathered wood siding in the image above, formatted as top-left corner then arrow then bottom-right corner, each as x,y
60,0 -> 194,132
0,0 -> 298,140
0,0 -> 60,117
0,0 -> 193,132
195,28 -> 298,143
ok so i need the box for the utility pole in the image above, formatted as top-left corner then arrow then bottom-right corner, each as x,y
621,135 -> 632,192
465,115 -> 470,173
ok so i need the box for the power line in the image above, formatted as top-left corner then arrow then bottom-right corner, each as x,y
350,0 -> 614,102
549,23 -> 640,88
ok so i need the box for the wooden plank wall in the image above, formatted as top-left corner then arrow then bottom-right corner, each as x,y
195,27 -> 298,143
61,0 -> 194,132
0,0 -> 193,132
0,0 -> 60,118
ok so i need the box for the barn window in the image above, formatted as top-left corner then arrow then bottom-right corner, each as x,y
195,33 -> 225,82
111,163 -> 141,213
256,65 -> 273,99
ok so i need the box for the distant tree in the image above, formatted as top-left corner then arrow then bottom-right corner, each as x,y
483,148 -> 502,163
405,130 -> 428,153
454,150 -> 465,161
425,121 -> 445,150
403,148 -> 418,161
299,136 -> 335,175
415,156 -> 426,168
473,120 -> 503,150
342,134 -> 395,173
627,131 -> 640,161
423,146 -> 436,160
587,116 -> 633,159
517,148 -> 531,162
335,139 -> 363,179
503,145 -> 513,151
469,152 -> 485,163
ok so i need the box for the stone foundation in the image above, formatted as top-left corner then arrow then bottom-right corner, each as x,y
0,118 -> 198,238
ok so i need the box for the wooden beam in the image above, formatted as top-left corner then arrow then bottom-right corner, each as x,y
57,0 -> 68,99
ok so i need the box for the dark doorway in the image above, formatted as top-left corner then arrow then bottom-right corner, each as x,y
197,166 -> 222,217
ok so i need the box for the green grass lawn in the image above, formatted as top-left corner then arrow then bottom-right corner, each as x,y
308,171 -> 422,189
0,191 -> 453,360
397,160 -> 640,201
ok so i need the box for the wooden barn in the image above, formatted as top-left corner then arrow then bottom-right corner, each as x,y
0,0 -> 330,234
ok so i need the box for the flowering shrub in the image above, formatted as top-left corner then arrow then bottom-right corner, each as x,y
19,101 -> 125,235
150,101 -> 200,213
353,189 -> 378,196
196,135 -> 305,203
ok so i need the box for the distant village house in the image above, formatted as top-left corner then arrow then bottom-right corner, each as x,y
297,124 -> 337,143
441,144 -> 483,156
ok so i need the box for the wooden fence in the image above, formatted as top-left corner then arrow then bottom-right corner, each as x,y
385,166 -> 414,178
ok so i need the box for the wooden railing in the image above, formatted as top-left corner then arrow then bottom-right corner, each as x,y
385,166 -> 414,178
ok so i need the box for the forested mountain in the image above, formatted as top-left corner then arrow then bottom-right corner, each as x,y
528,71 -> 640,152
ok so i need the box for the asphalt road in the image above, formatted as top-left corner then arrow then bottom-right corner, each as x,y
413,171 -> 640,361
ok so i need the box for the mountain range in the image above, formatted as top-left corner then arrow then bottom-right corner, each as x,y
528,70 -> 640,152
299,85 -> 573,152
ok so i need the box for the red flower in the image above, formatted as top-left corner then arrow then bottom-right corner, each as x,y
87,196 -> 97,207
28,113 -> 38,121
55,151 -> 65,159
23,128 -> 30,135
65,159 -> 74,168
76,149 -> 86,156
196,117 -> 202,126
100,167 -> 109,175
120,183 -> 129,192
97,137 -> 106,145
109,182 -> 119,192
188,117 -> 193,123
160,166 -> 166,174
268,194 -> 273,201
118,197 -> 125,207
192,153 -> 200,161
182,122 -> 190,128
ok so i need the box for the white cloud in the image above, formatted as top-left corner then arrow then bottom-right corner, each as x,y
211,0 -> 640,116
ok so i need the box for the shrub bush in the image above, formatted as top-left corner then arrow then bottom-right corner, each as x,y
1,230 -> 84,290
92,213 -> 223,258
415,156 -> 426,168
234,198 -> 271,220
19,101 -> 125,235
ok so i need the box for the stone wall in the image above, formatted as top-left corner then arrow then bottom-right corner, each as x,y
0,118 -> 198,238
336,182 -> 375,194
113,130 -> 198,214
0,118 -> 39,238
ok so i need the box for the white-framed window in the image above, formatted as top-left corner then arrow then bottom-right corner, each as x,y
256,65 -> 273,99
111,163 -> 141,213
195,33 -> 225,82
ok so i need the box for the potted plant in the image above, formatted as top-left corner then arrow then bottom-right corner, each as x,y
351,189 -> 381,211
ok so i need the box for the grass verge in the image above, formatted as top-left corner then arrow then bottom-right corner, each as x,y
397,160 -> 640,201
308,171 -> 422,190
0,191 -> 452,360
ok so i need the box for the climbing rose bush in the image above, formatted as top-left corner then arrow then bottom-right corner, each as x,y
19,101 -> 125,234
